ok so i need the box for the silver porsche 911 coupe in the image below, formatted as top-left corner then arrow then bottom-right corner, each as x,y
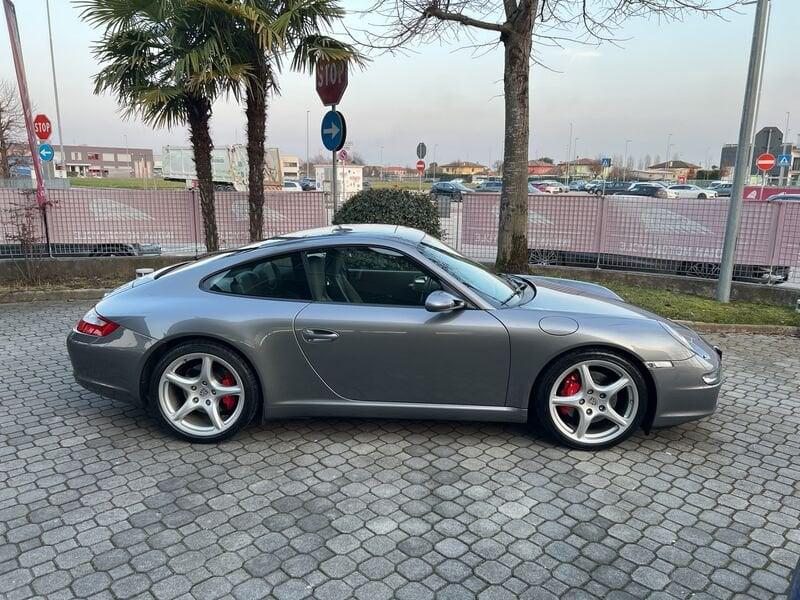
67,225 -> 722,449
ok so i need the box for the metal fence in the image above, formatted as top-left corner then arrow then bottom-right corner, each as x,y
0,188 -> 328,258
442,194 -> 800,283
2,186 -> 799,284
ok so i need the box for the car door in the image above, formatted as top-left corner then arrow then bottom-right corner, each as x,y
293,245 -> 510,406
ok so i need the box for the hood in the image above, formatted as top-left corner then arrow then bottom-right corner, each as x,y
515,275 -> 664,321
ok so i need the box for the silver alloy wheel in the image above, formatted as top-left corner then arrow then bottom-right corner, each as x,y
158,352 -> 245,438
548,360 -> 639,446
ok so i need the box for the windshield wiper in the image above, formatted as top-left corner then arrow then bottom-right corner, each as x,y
499,275 -> 526,306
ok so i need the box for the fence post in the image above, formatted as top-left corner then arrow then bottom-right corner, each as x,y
765,202 -> 785,284
191,188 -> 199,258
595,194 -> 606,269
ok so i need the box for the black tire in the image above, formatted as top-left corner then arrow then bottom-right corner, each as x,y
149,340 -> 260,443
532,349 -> 649,450
698,193 -> 707,199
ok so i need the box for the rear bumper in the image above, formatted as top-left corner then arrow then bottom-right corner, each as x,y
650,353 -> 722,428
67,327 -> 156,406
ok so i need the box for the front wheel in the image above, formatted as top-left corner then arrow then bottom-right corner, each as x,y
150,341 -> 260,443
698,193 -> 707,199
533,350 -> 648,449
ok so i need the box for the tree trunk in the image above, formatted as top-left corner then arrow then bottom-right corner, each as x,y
496,13 -> 534,273
0,139 -> 9,179
186,95 -> 219,252
246,77 -> 267,242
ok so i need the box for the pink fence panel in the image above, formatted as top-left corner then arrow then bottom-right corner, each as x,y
772,202 -> 800,265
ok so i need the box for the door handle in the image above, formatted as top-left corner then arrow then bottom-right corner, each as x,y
302,328 -> 340,342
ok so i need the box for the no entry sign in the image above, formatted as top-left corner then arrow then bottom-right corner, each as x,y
34,114 -> 52,141
416,160 -> 425,174
756,153 -> 776,171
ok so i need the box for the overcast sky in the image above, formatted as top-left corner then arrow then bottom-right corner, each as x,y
1,0 -> 798,168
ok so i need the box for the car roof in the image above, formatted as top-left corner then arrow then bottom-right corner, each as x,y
246,224 -> 428,248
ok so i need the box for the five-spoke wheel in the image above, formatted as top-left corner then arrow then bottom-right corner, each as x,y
150,341 -> 258,442
535,350 -> 647,449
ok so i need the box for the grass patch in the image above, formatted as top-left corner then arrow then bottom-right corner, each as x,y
70,177 -> 186,190
603,282 -> 800,327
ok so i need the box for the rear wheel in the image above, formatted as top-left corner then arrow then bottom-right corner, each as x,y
533,350 -> 648,449
150,341 -> 259,442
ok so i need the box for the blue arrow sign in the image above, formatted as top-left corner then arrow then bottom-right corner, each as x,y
778,154 -> 791,167
38,143 -> 54,162
320,110 -> 346,152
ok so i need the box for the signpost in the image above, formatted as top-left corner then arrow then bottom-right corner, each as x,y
38,143 -> 54,162
600,157 -> 612,168
416,159 -> 425,190
756,153 -> 776,171
34,114 -> 52,141
316,59 -> 349,212
777,154 -> 791,167
338,149 -> 348,163
416,143 -> 427,160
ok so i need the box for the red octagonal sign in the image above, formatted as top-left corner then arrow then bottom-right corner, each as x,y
34,114 -> 52,141
756,153 -> 775,171
316,60 -> 348,107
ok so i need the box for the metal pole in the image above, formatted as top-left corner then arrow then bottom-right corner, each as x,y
572,138 -> 579,182
565,122 -> 573,185
433,144 -> 438,180
623,139 -> 631,182
716,0 -> 771,302
45,0 -> 66,177
380,146 -> 384,180
665,133 -> 672,178
306,109 -> 310,178
331,105 -> 338,213
779,112 -> 789,185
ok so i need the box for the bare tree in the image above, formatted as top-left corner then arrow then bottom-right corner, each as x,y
0,79 -> 25,180
359,0 -> 743,271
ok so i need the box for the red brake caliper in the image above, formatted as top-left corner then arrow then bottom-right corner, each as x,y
219,371 -> 237,412
557,371 -> 581,417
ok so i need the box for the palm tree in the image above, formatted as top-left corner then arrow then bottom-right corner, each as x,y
199,0 -> 363,242
77,1 -> 250,252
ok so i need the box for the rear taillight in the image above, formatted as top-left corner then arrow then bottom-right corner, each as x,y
76,308 -> 120,337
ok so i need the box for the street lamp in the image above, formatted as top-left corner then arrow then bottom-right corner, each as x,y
433,144 -> 439,179
380,146 -> 384,180
305,110 -> 310,178
665,133 -> 672,172
572,137 -> 579,180
623,139 -> 632,182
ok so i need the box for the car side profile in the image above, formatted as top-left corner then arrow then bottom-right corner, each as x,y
667,184 -> 718,199
67,225 -> 722,449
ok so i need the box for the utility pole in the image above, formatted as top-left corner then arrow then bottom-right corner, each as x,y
717,0 -> 771,303
45,0 -> 66,176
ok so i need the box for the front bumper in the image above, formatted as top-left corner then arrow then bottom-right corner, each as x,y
67,327 -> 156,405
650,350 -> 722,428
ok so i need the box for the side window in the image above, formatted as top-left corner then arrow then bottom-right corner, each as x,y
303,246 -> 442,306
204,252 -> 312,300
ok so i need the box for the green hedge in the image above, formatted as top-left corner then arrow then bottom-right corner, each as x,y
333,188 -> 442,238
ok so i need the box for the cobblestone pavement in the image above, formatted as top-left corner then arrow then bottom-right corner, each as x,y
2,301 -> 799,600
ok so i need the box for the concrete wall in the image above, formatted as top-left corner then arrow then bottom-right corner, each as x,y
1,256 -> 798,308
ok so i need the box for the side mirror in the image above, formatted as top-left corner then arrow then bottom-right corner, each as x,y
425,290 -> 465,313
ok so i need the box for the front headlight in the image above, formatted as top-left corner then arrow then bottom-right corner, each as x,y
660,321 -> 715,362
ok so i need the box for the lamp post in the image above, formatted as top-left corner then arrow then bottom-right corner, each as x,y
380,146 -> 384,180
433,144 -> 438,179
305,109 -> 310,178
665,133 -> 672,174
623,139 -> 631,182
572,137 -> 579,180
45,0 -> 66,176
565,122 -> 573,185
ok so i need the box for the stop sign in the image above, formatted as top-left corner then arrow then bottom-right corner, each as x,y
416,160 -> 425,174
34,114 -> 52,141
756,153 -> 776,171
316,60 -> 348,107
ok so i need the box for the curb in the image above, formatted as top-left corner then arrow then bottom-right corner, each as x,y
0,288 -> 108,304
2,289 -> 799,336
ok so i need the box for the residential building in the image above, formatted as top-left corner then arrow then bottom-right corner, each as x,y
281,154 -> 300,180
52,144 -> 154,178
559,158 -> 601,178
439,161 -> 488,176
527,160 -> 559,176
647,160 -> 701,181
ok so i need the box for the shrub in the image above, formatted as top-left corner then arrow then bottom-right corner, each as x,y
333,188 -> 442,238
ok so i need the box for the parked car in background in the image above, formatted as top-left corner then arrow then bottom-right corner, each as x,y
766,193 -> 800,202
616,182 -> 678,199
569,180 -> 587,191
711,182 -> 732,197
667,184 -> 718,199
282,181 -> 303,191
431,181 -> 472,200
299,177 -> 316,191
588,181 -> 634,196
583,180 -> 606,193
474,181 -> 503,193
536,180 -> 569,193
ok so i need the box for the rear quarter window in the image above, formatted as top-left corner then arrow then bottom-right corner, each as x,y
203,252 -> 312,300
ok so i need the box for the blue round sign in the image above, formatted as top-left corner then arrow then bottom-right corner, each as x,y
320,110 -> 346,152
38,143 -> 54,162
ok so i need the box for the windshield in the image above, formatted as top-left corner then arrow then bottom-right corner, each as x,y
418,242 -> 518,305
